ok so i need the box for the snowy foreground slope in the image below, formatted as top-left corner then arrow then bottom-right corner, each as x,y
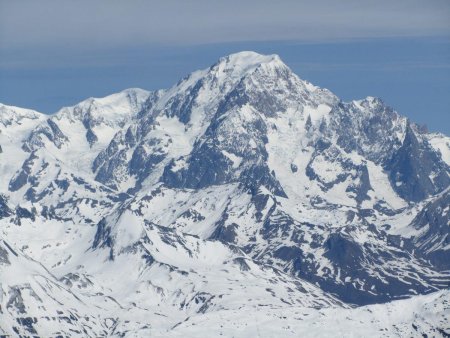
0,52 -> 449,337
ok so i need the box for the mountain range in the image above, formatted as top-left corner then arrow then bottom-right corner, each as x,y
0,51 -> 449,337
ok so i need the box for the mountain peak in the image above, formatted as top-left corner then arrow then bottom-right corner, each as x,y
52,87 -> 150,125
56,88 -> 150,114
2,51 -> 449,337
0,103 -> 45,127
219,51 -> 282,66
211,51 -> 287,81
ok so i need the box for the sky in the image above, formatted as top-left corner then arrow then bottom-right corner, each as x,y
1,0 -> 449,134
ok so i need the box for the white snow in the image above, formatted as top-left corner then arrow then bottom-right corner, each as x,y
0,51 -> 448,337
427,132 -> 450,166
222,150 -> 243,168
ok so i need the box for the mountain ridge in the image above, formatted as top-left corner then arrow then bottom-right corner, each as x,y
0,51 -> 449,337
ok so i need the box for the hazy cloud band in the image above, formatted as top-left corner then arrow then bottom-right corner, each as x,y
1,0 -> 449,51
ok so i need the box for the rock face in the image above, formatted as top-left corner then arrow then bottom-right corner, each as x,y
387,123 -> 450,202
0,51 -> 449,336
410,191 -> 450,270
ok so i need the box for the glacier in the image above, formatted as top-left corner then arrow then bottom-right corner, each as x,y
0,51 -> 449,337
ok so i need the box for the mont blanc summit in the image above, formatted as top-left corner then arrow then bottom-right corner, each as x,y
0,52 -> 449,337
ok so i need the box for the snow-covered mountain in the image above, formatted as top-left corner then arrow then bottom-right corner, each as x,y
0,51 -> 449,337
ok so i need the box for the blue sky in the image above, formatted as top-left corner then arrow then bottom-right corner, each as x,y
1,0 -> 449,134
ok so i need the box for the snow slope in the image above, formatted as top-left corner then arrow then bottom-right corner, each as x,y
0,51 -> 449,337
